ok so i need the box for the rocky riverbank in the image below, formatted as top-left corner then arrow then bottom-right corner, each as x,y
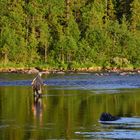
1,67 -> 140,75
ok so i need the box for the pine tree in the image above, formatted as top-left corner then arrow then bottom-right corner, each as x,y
106,0 -> 116,20
0,0 -> 28,64
39,22 -> 50,63
130,0 -> 140,32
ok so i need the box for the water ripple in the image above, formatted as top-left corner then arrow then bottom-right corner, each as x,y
0,74 -> 140,90
76,130 -> 140,139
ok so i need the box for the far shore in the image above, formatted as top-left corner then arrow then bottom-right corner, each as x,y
0,67 -> 140,75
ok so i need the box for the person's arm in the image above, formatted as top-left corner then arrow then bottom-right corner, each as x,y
31,78 -> 36,85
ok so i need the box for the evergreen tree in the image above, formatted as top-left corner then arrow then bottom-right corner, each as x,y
0,0 -> 140,69
130,0 -> 140,32
106,0 -> 116,20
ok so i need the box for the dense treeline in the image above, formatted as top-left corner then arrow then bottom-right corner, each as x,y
0,0 -> 140,70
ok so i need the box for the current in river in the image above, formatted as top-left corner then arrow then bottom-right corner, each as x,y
0,72 -> 140,139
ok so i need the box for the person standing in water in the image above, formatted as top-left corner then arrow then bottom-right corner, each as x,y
31,72 -> 45,97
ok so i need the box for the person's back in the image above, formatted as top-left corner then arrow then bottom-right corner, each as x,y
31,73 -> 44,97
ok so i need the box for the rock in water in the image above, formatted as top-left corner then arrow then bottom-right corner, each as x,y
100,112 -> 120,121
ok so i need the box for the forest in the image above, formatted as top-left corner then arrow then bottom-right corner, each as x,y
0,0 -> 140,70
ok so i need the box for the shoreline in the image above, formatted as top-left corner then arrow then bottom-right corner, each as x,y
0,67 -> 140,74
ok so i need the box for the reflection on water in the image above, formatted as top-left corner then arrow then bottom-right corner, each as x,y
32,97 -> 43,125
0,73 -> 140,139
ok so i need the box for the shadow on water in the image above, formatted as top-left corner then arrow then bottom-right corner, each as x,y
1,73 -> 140,139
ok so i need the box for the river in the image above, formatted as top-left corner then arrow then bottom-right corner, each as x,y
0,72 -> 140,139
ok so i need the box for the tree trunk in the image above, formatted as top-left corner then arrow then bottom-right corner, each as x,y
44,44 -> 47,63
65,0 -> 71,25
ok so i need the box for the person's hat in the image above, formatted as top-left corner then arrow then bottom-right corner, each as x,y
38,72 -> 43,76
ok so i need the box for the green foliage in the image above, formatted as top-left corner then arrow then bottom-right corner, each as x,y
68,61 -> 80,70
130,0 -> 140,32
0,0 -> 140,70
112,57 -> 132,68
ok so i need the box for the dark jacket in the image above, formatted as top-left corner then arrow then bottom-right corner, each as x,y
31,74 -> 44,91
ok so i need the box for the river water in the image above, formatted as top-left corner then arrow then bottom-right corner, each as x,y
0,72 -> 140,139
